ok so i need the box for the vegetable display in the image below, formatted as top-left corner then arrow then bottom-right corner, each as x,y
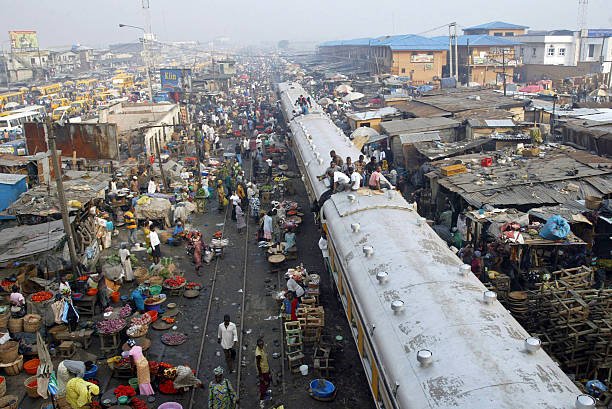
131,397 -> 148,409
31,291 -> 53,303
163,276 -> 186,288
185,282 -> 202,290
161,332 -> 187,346
126,324 -> 147,337
131,314 -> 152,326
119,305 -> 132,318
96,318 -> 126,335
113,384 -> 136,398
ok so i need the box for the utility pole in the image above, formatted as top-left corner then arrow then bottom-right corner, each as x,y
45,118 -> 79,271
502,49 -> 507,96
448,24 -> 454,79
156,130 -> 167,192
454,23 -> 459,85
466,39 -> 471,85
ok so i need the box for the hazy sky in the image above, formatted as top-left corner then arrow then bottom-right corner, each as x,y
1,0 -> 611,48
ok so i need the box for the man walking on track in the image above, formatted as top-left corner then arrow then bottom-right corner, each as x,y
218,314 -> 238,373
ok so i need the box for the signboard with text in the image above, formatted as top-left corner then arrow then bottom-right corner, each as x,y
9,30 -> 39,51
160,68 -> 192,93
411,53 -> 434,63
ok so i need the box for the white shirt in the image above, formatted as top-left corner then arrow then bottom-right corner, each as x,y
230,194 -> 240,206
119,248 -> 131,262
149,231 -> 160,247
333,171 -> 350,184
147,180 -> 157,194
318,237 -> 329,258
218,322 -> 238,349
350,172 -> 362,190
286,277 -> 305,297
266,158 -> 273,167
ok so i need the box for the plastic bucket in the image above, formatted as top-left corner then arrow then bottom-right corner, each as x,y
83,364 -> 98,380
111,292 -> 120,303
144,303 -> 161,312
129,377 -> 139,390
158,403 -> 183,409
149,285 -> 162,295
299,364 -> 308,376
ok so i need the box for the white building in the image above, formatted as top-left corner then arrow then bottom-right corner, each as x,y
579,29 -> 612,74
517,30 -> 579,66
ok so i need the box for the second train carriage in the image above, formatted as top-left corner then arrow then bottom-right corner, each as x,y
277,81 -> 587,409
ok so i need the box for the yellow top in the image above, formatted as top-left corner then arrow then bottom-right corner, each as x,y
255,346 -> 269,374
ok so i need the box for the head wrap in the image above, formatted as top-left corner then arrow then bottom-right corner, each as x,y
213,366 -> 224,375
127,339 -> 136,347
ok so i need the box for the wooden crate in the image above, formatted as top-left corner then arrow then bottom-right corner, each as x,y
441,164 -> 467,177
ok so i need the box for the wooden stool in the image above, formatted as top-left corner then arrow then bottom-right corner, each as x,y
314,358 -> 335,377
286,351 -> 304,373
58,341 -> 76,358
285,248 -> 298,261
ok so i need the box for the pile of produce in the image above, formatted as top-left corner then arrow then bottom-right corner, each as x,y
131,314 -> 152,326
144,294 -> 165,305
113,384 -> 136,398
161,332 -> 187,346
163,276 -> 186,288
185,282 -> 202,290
1,279 -> 15,291
131,397 -> 148,409
126,324 -> 147,337
119,305 -> 132,318
31,291 -> 53,303
96,318 -> 126,335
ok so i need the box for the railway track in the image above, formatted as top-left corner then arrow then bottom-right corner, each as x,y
187,140 -> 253,409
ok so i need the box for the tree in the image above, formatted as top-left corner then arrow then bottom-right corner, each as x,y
277,40 -> 289,50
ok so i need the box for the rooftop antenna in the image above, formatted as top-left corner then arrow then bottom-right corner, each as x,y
142,0 -> 153,40
578,0 -> 588,31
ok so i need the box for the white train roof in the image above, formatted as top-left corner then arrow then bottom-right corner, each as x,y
278,82 -> 583,408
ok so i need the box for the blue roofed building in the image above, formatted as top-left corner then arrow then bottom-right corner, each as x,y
463,21 -> 529,37
0,173 -> 27,212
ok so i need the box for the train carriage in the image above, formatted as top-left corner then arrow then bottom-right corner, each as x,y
277,81 -> 588,409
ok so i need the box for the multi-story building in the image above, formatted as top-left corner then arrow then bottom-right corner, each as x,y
319,35 -> 448,84
463,21 -> 529,37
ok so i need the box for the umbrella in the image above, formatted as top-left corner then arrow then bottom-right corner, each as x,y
342,92 -> 365,102
335,84 -> 353,94
4,102 -> 19,109
36,331 -> 53,399
589,88 -> 609,97
351,127 -> 379,139
318,97 -> 334,106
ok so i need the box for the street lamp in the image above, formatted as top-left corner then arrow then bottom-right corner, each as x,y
118,23 -> 154,103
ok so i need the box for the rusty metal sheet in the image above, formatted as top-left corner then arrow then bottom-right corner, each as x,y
25,122 -> 119,160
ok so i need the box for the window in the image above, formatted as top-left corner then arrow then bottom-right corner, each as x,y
505,32 -> 515,36
401,68 -> 406,74
532,48 -> 537,56
558,48 -> 566,56
494,33 -> 502,37
588,44 -> 595,58
547,47 -> 555,56
30,58 -> 36,64
520,48 -> 524,56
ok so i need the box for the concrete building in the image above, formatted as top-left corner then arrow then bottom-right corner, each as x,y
518,30 -> 579,66
432,35 -> 521,85
463,21 -> 528,37
319,34 -> 448,84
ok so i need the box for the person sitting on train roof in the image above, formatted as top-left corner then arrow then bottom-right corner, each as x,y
349,167 -> 361,191
333,170 -> 351,192
368,166 -> 393,190
329,150 -> 343,166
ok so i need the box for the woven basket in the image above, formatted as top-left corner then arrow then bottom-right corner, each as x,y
23,314 -> 42,333
0,311 -> 9,329
0,375 -> 6,397
0,341 -> 18,364
127,324 -> 149,338
7,317 -> 22,334
48,324 -> 68,342
148,276 -> 163,286
0,394 -> 18,409
24,376 -> 40,398
1,355 -> 23,376
134,267 -> 149,284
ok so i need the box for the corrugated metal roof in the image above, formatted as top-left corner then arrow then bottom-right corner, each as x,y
431,35 -> 522,46
399,131 -> 441,144
464,21 -> 529,30
0,173 -> 27,185
381,117 -> 460,136
484,119 -> 516,127
393,101 -> 451,117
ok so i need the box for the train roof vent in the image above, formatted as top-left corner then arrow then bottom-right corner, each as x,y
576,395 -> 596,409
363,245 -> 374,257
376,271 -> 388,284
416,216 -> 426,226
348,195 -> 356,204
391,299 -> 404,313
524,337 -> 541,354
417,349 -> 433,367
483,290 -> 497,304
459,264 -> 471,277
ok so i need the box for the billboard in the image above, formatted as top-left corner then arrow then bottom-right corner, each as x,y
9,30 -> 39,51
160,68 -> 192,93
411,53 -> 434,63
